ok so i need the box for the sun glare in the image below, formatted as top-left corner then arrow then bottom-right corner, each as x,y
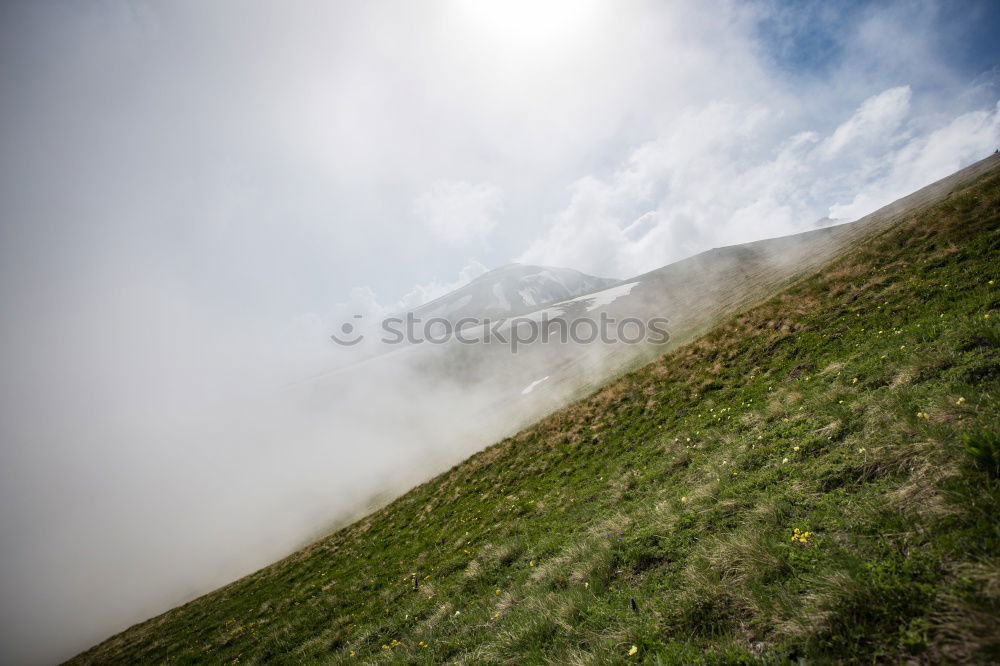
453,0 -> 602,58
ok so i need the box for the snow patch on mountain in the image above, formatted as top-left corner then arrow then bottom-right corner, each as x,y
570,281 -> 640,312
517,288 -> 539,307
492,283 -> 510,310
521,376 -> 550,395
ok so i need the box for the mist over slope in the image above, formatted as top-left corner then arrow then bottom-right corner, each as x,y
69,157 -> 1000,664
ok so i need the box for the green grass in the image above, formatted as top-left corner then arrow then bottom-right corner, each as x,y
70,171 -> 1000,665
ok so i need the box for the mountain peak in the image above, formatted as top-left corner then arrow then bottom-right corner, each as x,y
412,264 -> 618,322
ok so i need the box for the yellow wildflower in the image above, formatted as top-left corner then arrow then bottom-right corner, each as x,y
629,645 -> 639,656
680,496 -> 689,504
790,527 -> 811,544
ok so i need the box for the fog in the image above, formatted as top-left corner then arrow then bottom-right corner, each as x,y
2,1 -> 999,663
0,267 -> 643,665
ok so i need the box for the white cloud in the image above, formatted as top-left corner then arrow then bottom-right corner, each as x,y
413,180 -> 502,244
829,101 -> 1000,219
395,259 -> 489,309
518,89 -> 1000,278
322,259 -> 489,330
818,86 -> 912,159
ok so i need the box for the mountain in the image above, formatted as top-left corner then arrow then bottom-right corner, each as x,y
70,154 -> 1000,664
408,264 -> 619,324
411,152 -> 1000,408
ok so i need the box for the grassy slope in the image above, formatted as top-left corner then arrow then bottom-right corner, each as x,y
72,168 -> 1000,665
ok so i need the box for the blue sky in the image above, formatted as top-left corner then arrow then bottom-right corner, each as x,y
755,0 -> 1000,77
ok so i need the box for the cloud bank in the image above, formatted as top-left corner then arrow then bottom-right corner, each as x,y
518,87 -> 1000,277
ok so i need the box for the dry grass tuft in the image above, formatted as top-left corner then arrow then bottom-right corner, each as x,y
463,557 -> 482,580
419,602 -> 453,632
931,559 -> 1000,663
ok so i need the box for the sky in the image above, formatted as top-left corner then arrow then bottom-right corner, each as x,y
1,0 -> 999,663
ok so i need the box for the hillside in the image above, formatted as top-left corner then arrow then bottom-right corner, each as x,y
71,157 -> 1000,664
